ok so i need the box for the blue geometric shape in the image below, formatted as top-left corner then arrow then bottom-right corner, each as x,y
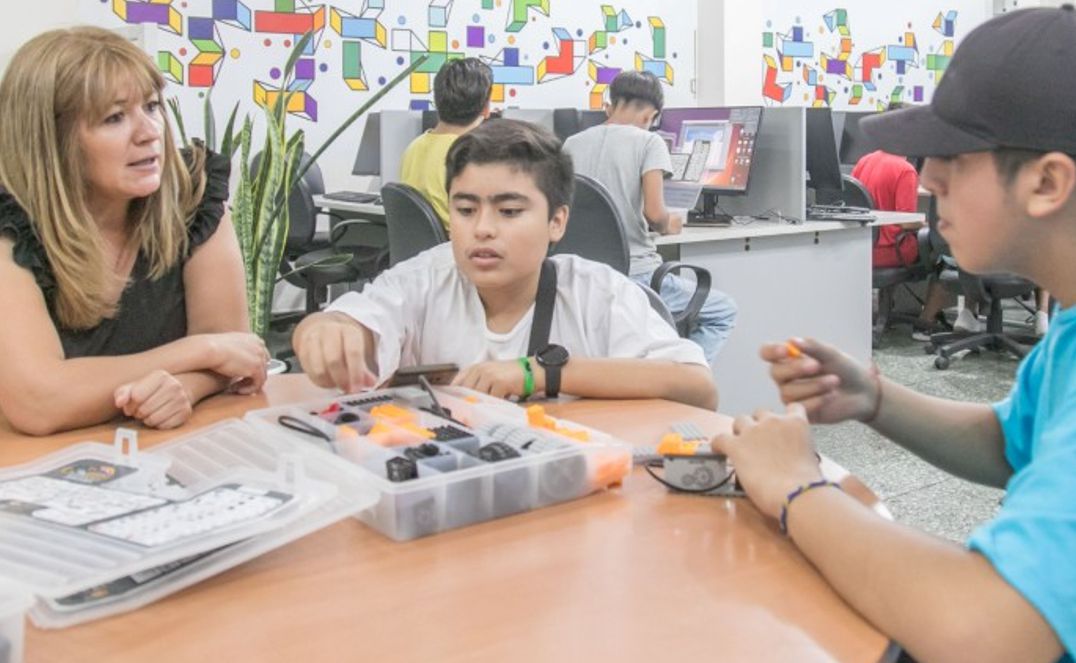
792,25 -> 803,41
887,46 -> 916,61
337,16 -> 380,39
617,10 -> 631,31
490,65 -> 533,85
640,59 -> 666,78
781,39 -> 813,58
410,99 -> 432,110
504,47 -> 519,67
189,16 -> 216,40
212,0 -> 252,30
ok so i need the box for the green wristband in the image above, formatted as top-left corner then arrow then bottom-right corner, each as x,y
518,357 -> 534,399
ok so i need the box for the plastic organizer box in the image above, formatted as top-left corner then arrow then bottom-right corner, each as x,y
246,386 -> 632,541
0,581 -> 31,663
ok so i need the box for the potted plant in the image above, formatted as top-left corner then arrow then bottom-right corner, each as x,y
172,33 -> 427,342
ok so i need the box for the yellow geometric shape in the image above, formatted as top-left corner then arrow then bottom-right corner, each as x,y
781,55 -> 793,72
345,77 -> 369,91
491,83 -> 505,102
191,51 -> 223,67
168,6 -> 181,33
411,71 -> 431,93
590,83 -> 607,110
112,0 -> 127,20
537,58 -> 548,81
905,32 -> 916,49
330,6 -> 343,33
429,30 -> 447,52
943,40 -> 953,56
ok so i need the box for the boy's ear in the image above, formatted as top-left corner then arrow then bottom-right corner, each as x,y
548,204 -> 569,243
1026,152 -> 1076,220
481,100 -> 492,119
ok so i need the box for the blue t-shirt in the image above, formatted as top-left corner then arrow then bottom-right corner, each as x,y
968,303 -> 1076,661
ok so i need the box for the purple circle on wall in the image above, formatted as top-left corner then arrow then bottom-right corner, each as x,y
396,56 -> 405,65
542,41 -> 549,49
319,63 -> 328,72
269,67 -> 281,80
378,76 -> 386,85
397,16 -> 406,25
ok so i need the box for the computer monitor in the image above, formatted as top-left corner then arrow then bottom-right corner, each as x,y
351,112 -> 381,176
836,111 -> 878,166
804,107 -> 844,192
553,108 -> 581,141
659,106 -> 762,194
578,110 -> 607,132
501,108 -> 555,133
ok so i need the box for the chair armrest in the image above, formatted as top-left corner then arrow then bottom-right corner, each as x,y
650,261 -> 713,337
329,219 -> 374,245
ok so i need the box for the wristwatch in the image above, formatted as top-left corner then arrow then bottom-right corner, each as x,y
535,344 -> 570,398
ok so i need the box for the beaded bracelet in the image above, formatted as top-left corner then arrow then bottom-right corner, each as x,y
779,479 -> 842,535
518,357 -> 534,399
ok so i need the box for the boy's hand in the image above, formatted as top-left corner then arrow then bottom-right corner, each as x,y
760,338 -> 879,425
451,360 -> 527,399
114,370 -> 194,430
711,404 -> 823,519
293,312 -> 377,392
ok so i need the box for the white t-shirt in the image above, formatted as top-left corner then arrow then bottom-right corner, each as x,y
326,243 -> 707,386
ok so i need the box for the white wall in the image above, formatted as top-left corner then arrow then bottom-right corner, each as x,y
0,0 -> 79,70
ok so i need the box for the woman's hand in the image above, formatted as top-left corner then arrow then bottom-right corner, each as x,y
114,370 -> 194,429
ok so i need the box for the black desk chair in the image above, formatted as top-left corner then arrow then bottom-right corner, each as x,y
380,182 -> 448,267
923,207 -> 1039,369
550,174 -> 711,338
251,152 -> 387,317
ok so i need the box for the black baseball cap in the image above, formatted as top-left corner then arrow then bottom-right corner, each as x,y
862,5 -> 1076,158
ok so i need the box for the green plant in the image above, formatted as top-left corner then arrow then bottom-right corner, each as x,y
173,34 -> 426,338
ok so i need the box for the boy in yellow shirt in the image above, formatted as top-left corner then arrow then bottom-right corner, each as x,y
399,58 -> 492,230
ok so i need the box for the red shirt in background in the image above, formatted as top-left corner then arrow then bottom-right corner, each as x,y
853,150 -> 919,268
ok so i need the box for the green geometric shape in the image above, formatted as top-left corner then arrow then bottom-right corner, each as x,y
507,0 -> 549,32
927,54 -> 951,70
343,41 -> 363,78
275,0 -> 295,11
413,51 -> 447,73
889,86 -> 905,102
593,31 -> 608,49
651,24 -> 665,59
836,8 -> 847,24
603,4 -> 617,32
192,38 -> 223,54
157,51 -> 182,84
482,0 -> 494,8
852,83 -> 862,96
763,32 -> 773,48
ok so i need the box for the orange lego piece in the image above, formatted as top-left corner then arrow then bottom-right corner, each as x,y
465,396 -> 480,404
555,426 -> 590,442
657,434 -> 704,456
336,425 -> 360,439
370,403 -> 415,421
785,341 -> 802,358
526,404 -> 556,430
399,421 -> 435,439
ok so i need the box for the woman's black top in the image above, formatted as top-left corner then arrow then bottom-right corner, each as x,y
0,151 -> 231,358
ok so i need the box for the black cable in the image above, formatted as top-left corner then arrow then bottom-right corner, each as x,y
642,461 -> 737,494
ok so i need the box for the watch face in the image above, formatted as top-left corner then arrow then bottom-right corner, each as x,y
537,344 -> 570,367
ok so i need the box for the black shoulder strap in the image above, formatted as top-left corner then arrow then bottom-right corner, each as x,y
527,259 -> 557,356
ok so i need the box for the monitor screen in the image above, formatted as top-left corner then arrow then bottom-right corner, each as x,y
836,111 -> 878,165
553,108 -> 581,141
658,106 -> 762,195
577,110 -> 607,132
351,112 -> 381,176
805,107 -> 843,192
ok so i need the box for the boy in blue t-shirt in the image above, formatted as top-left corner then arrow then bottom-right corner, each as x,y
709,8 -> 1076,662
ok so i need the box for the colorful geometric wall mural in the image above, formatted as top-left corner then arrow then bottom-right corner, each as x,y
79,0 -> 695,184
760,4 -> 981,110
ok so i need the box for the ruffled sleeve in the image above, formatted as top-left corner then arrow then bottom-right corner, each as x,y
183,147 -> 232,257
0,190 -> 55,295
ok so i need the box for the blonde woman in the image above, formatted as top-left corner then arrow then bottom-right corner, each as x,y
0,27 -> 267,435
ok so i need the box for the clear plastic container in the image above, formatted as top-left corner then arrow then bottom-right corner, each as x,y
0,582 -> 32,663
246,386 -> 632,541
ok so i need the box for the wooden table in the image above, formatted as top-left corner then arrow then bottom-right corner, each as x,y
2,376 -> 895,663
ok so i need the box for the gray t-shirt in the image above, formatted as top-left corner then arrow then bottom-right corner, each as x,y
563,124 -> 671,276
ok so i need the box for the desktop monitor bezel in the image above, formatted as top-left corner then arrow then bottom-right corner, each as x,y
351,112 -> 381,177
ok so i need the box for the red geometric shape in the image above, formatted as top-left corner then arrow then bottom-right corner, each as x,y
189,63 -> 215,87
861,52 -> 881,82
545,39 -> 574,75
254,8 -> 325,34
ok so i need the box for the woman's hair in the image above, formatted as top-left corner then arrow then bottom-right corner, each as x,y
0,26 -> 205,330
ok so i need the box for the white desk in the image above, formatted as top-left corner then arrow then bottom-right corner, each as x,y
312,194 -> 386,217
657,211 -> 920,414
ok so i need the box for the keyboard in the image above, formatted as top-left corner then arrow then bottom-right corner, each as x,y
664,184 -> 702,209
322,191 -> 381,205
810,204 -> 871,215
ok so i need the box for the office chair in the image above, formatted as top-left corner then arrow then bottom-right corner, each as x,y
923,206 -> 1039,369
251,152 -> 387,317
550,174 -> 712,338
380,182 -> 449,267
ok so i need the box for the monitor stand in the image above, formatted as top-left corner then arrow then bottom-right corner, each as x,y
687,191 -> 733,225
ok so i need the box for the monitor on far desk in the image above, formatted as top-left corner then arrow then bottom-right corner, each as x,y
658,106 -> 763,225
805,107 -> 844,194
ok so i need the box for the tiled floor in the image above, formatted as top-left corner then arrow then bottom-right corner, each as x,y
814,306 -> 1039,542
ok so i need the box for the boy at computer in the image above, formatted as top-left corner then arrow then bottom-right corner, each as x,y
711,7 -> 1076,661
294,119 -> 717,410
562,71 -> 736,365
398,57 -> 492,230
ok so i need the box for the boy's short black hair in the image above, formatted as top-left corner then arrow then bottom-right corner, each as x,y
609,70 -> 664,112
433,58 -> 493,126
445,119 -> 574,218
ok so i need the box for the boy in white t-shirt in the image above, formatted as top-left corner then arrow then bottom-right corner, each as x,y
293,119 -> 717,409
